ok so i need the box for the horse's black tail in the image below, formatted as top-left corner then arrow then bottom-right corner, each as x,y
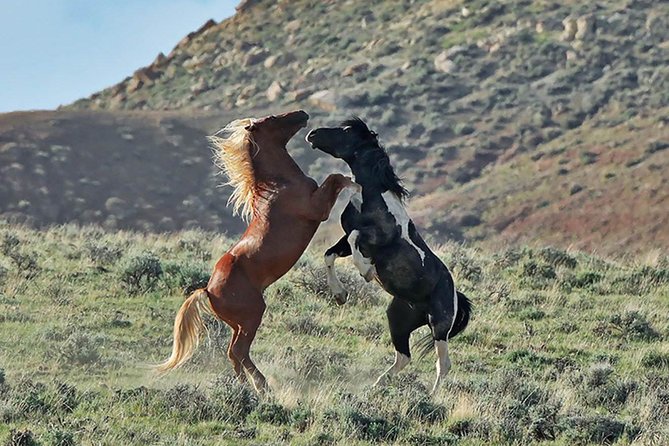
415,291 -> 472,359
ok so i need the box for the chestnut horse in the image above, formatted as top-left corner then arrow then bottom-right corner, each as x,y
157,110 -> 357,392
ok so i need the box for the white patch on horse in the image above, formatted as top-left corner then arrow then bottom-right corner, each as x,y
449,282 -> 458,335
324,252 -> 347,299
338,183 -> 362,212
432,340 -> 451,394
347,230 -> 376,281
374,351 -> 410,386
381,191 -> 425,264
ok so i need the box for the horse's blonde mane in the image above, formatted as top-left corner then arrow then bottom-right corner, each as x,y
209,118 -> 258,222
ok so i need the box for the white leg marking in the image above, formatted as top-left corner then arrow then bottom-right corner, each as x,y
349,188 -> 362,212
431,340 -> 451,394
381,191 -> 425,264
374,351 -> 410,386
325,252 -> 347,303
337,183 -> 362,212
348,230 -> 376,281
451,281 -> 458,334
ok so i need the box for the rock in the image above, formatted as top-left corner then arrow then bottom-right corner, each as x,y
445,44 -> 468,58
263,55 -> 280,69
151,52 -> 167,68
308,90 -> 339,111
342,62 -> 369,77
285,19 -> 301,33
263,53 -> 294,69
105,197 -> 126,215
243,47 -> 269,66
195,19 -> 217,35
434,52 -> 456,73
190,78 -> 210,94
236,0 -> 260,13
560,17 -> 578,41
266,80 -> 284,102
126,77 -> 143,93
575,14 -> 595,40
126,66 -> 160,93
287,89 -> 312,102
535,21 -> 545,33
461,7 -> 471,17
645,11 -> 666,37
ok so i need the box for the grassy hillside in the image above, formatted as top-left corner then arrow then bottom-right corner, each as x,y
1,224 -> 668,445
2,0 -> 667,254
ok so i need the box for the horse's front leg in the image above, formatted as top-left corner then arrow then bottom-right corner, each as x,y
306,174 -> 360,221
348,227 -> 377,282
324,236 -> 352,305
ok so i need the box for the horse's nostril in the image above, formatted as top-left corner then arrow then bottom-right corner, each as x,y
306,130 -> 316,142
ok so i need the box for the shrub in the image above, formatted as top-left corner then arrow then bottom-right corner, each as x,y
85,242 -> 123,266
538,247 -> 577,268
0,263 -> 8,285
560,414 -> 635,445
521,260 -> 556,280
249,401 -> 291,425
120,251 -> 163,293
290,404 -> 313,432
5,430 -> 38,446
641,351 -> 669,369
561,271 -> 603,290
609,311 -> 660,341
575,363 -> 638,409
44,429 -> 76,446
163,260 -> 210,295
59,332 -> 103,365
209,374 -> 258,422
160,384 -> 213,423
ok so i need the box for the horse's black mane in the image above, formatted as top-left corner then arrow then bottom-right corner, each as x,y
340,117 -> 409,199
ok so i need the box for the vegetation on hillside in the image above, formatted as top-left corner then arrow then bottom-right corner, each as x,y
1,0 -> 668,253
1,224 -> 668,445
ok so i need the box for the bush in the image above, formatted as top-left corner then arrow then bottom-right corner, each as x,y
539,246 -> 578,268
575,363 -> 637,409
163,260 -> 210,295
209,374 -> 258,422
85,242 -> 123,266
609,311 -> 660,341
290,404 -> 313,432
44,429 -> 76,446
59,332 -> 103,365
641,351 -> 669,369
120,251 -> 163,293
560,414 -> 635,445
5,430 -> 38,446
249,401 -> 291,425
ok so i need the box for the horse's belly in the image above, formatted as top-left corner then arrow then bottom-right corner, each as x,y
375,253 -> 438,299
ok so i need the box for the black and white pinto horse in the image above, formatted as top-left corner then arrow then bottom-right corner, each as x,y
306,118 -> 471,393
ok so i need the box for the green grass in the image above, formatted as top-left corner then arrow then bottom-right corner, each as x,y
1,224 -> 668,445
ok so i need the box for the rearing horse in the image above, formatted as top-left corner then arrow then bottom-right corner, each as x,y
157,110 -> 357,392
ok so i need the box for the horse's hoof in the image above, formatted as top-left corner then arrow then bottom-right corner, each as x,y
363,269 -> 375,282
334,292 -> 348,305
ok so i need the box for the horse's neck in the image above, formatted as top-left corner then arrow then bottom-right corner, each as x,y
253,151 -> 306,183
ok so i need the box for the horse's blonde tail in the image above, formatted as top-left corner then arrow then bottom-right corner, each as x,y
156,289 -> 213,373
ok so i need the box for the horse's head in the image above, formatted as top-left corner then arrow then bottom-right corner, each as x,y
245,110 -> 309,147
305,117 -> 379,162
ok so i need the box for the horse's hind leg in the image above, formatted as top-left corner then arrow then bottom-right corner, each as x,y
374,297 -> 426,386
226,325 -> 246,382
230,301 -> 267,393
325,235 -> 352,304
427,275 -> 458,394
